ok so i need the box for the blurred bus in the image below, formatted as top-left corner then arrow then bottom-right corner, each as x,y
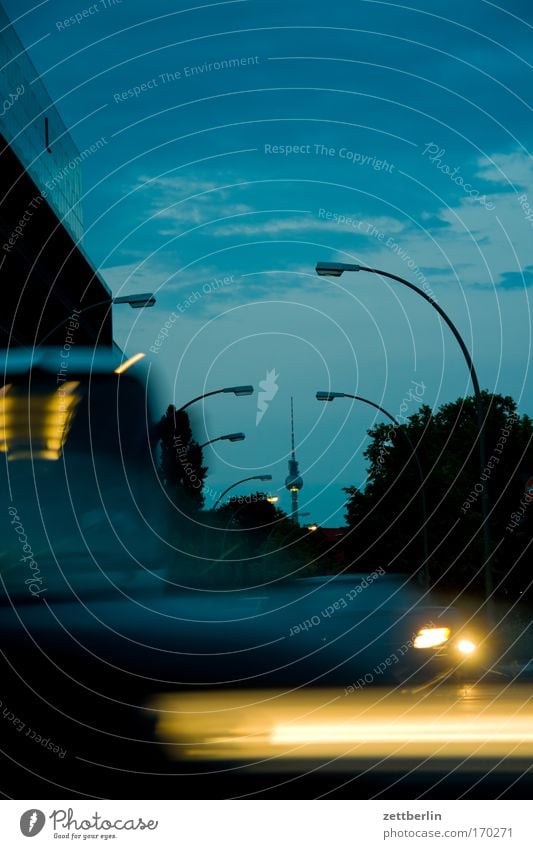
0,348 -> 166,601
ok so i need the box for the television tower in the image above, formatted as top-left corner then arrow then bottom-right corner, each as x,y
285,397 -> 303,522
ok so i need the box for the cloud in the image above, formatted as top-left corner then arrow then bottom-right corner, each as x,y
134,171 -> 409,241
138,173 -> 256,229
211,212 -> 407,238
497,266 -> 533,290
475,150 -> 533,192
99,261 -> 173,294
157,203 -> 255,231
101,260 -> 244,298
362,150 -> 533,290
109,150 -> 533,302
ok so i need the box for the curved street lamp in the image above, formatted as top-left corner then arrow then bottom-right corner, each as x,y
199,432 -> 245,450
37,292 -> 156,348
215,478 -> 276,563
213,474 -> 272,510
317,390 -> 429,585
316,261 -> 492,614
177,385 -> 254,413
112,292 -> 156,308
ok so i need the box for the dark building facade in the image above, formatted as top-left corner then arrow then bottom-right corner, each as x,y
0,2 -> 113,348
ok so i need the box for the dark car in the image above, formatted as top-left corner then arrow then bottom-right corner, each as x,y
0,350 -> 482,794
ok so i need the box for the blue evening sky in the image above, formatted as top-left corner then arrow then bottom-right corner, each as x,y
6,0 -> 533,524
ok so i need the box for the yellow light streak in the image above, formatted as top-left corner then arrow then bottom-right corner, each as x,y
114,352 -> 145,374
149,685 -> 533,764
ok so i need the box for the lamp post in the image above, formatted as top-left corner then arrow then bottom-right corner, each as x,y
213,474 -> 272,510
199,432 -> 246,450
37,292 -> 156,348
112,293 -> 156,308
317,390 -> 429,585
215,480 -> 276,565
177,386 -> 253,414
316,261 -> 492,614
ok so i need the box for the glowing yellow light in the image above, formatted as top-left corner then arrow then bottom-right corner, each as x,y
0,384 -> 13,451
267,496 -> 279,503
44,382 -> 81,457
413,626 -> 451,649
0,382 -> 81,461
457,638 -> 477,655
307,523 -> 318,531
59,381 -> 80,395
45,439 -> 63,451
269,721 -> 533,745
148,686 -> 533,763
10,450 -> 60,462
114,352 -> 145,374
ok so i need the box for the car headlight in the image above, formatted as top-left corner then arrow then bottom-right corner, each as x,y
456,638 -> 477,655
413,626 -> 451,649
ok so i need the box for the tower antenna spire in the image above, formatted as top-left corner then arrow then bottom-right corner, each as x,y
285,396 -> 303,523
290,396 -> 296,458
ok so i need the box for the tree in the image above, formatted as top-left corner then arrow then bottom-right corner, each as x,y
200,493 -> 335,585
158,405 -> 207,513
343,392 -> 533,599
212,492 -> 294,565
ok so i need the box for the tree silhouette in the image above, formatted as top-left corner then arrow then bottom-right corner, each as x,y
158,405 -> 207,514
205,493 -> 336,582
344,392 -> 532,599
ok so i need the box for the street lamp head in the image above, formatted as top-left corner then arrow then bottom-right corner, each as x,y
226,432 -> 245,442
114,352 -> 146,374
129,298 -> 156,309
199,432 -> 246,450
224,385 -> 254,396
266,495 -> 279,503
213,473 -> 273,509
316,391 -> 345,401
316,261 -> 362,277
113,292 -> 156,308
